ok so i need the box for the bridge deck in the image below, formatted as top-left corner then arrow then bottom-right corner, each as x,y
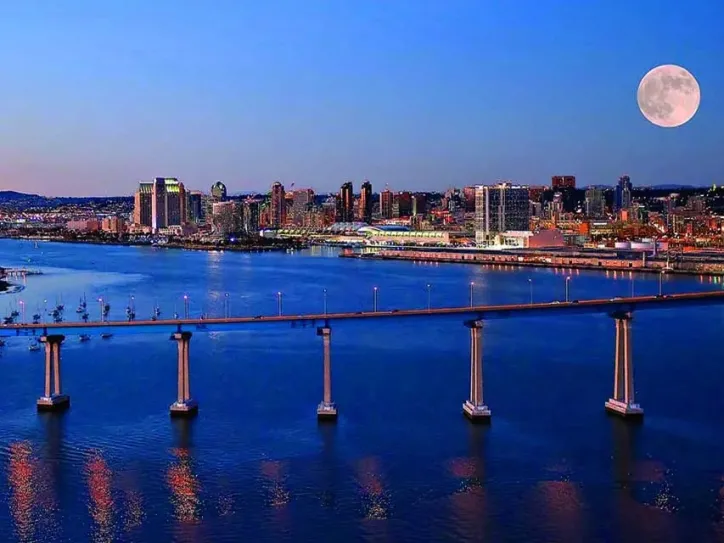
1,291 -> 723,337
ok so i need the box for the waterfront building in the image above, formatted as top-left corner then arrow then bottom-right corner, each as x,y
551,175 -> 576,190
101,216 -> 126,234
380,189 -> 393,219
133,177 -> 187,233
337,182 -> 354,223
462,186 -> 476,212
66,219 -> 101,232
359,180 -> 372,223
133,183 -> 153,227
270,181 -> 286,228
585,187 -> 606,218
291,189 -> 315,226
475,183 -> 531,246
187,191 -> 204,225
242,200 -> 260,235
614,175 -> 632,212
212,201 -> 241,236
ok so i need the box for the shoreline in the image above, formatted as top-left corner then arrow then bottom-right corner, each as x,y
0,235 -> 305,254
341,250 -> 724,277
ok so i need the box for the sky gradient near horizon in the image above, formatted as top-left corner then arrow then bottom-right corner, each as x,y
0,0 -> 723,196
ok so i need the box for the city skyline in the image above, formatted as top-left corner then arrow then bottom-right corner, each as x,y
0,1 -> 722,196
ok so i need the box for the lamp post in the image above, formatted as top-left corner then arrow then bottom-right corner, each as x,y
183,294 -> 189,319
373,287 -> 378,312
565,276 -> 571,302
277,291 -> 283,316
631,275 -> 635,297
528,279 -> 533,305
659,270 -> 664,296
19,300 -> 24,323
469,282 -> 475,308
426,283 -> 432,311
323,288 -> 328,315
98,297 -> 104,322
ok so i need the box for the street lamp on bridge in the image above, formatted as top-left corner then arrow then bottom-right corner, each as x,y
277,291 -> 283,316
469,282 -> 475,308
426,283 -> 432,311
528,279 -> 533,305
98,297 -> 104,322
373,287 -> 378,312
183,294 -> 189,319
323,288 -> 328,315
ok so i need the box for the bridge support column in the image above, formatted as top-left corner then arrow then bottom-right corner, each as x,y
463,320 -> 491,422
37,335 -> 70,411
605,312 -> 643,418
170,332 -> 198,417
316,327 -> 337,421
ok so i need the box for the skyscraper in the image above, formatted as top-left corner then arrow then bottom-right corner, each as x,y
585,187 -> 606,218
337,181 -> 354,222
242,200 -> 260,235
475,183 -> 530,246
412,193 -> 427,217
134,177 -> 186,232
396,191 -> 412,217
614,175 -> 632,212
380,189 -> 393,219
133,183 -> 153,227
211,181 -> 227,202
270,181 -> 286,228
291,189 -> 314,226
187,191 -> 204,224
359,180 -> 372,223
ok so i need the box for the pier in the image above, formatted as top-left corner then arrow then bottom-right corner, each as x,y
2,291 -> 723,421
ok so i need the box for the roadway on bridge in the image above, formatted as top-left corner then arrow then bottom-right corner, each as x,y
1,291 -> 723,337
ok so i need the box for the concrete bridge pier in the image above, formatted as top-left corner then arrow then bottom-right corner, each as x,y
605,312 -> 643,418
170,332 -> 198,417
316,326 -> 337,421
463,320 -> 491,422
37,335 -> 70,411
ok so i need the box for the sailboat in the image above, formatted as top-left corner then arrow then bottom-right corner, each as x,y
79,334 -> 91,343
76,293 -> 87,313
28,339 -> 41,352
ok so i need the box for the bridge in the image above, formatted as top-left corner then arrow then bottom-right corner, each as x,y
3,290 -> 724,421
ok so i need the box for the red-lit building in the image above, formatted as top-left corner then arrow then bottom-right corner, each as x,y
551,176 -> 576,190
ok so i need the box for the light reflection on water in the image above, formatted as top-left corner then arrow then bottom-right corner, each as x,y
0,240 -> 723,541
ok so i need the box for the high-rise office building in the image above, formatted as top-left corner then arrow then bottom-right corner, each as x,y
614,175 -> 632,212
551,176 -> 576,190
396,191 -> 412,217
187,190 -> 204,224
242,200 -> 260,235
359,180 -> 372,223
211,181 -> 227,202
134,177 -> 186,232
475,183 -> 530,246
585,187 -> 606,218
291,189 -> 315,226
212,201 -> 241,236
270,181 -> 286,228
380,189 -> 393,219
133,183 -> 153,227
462,187 -> 476,212
412,193 -> 427,217
337,181 -> 354,222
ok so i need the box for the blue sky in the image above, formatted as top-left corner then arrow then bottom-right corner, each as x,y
0,0 -> 722,196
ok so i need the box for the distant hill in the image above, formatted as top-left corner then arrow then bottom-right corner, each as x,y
0,191 -> 132,209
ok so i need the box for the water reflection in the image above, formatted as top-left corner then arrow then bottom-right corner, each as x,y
447,425 -> 488,541
167,449 -> 201,524
85,451 -> 116,543
117,472 -> 145,534
8,442 -> 38,543
260,459 -> 291,539
317,421 -> 338,510
611,419 -> 676,541
534,480 -> 585,541
355,456 -> 391,541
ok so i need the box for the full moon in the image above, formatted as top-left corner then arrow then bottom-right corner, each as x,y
637,64 -> 700,128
